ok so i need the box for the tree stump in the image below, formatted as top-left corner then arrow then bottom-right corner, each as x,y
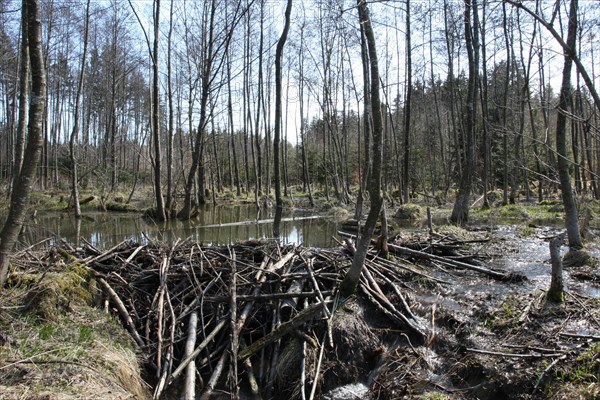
548,236 -> 564,303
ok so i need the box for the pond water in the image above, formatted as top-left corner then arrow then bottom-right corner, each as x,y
20,205 -> 349,248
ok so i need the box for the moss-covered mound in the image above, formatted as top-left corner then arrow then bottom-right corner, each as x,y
394,204 -> 425,220
0,252 -> 150,399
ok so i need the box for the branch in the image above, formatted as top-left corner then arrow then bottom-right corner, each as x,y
504,0 -> 600,113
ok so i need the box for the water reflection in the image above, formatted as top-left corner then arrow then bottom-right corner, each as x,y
21,204 -> 342,249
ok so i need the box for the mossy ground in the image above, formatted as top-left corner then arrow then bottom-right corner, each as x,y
0,256 -> 150,399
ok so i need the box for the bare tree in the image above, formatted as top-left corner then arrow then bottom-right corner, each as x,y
506,0 -> 600,114
272,0 -> 292,238
340,0 -> 384,297
0,0 -> 46,288
151,0 -> 166,220
69,0 -> 91,219
450,0 -> 479,224
554,0 -> 584,255
402,0 -> 412,204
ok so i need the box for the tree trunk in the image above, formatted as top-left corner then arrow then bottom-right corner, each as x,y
0,0 -> 46,289
69,0 -> 91,220
297,22 -> 314,207
450,0 -> 478,225
272,0 -> 292,238
340,0 -> 384,298
402,0 -> 412,205
179,0 -> 216,220
227,48 -> 241,197
13,4 -> 29,190
501,1 -> 511,206
548,236 -> 564,303
479,0 -> 490,209
151,0 -> 166,221
354,24 -> 371,221
555,0 -> 582,251
165,0 -> 175,215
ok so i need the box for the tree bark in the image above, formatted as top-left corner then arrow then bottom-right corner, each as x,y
0,0 -> 46,288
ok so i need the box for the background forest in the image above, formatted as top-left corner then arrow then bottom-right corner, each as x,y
0,0 -> 598,217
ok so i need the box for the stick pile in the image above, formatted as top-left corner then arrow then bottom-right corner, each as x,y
55,229 -> 512,398
71,238 -> 348,399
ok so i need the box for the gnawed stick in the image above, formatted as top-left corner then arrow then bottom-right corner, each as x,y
466,348 -> 564,358
82,239 -> 129,265
168,319 -> 227,384
532,354 -> 567,396
183,311 -> 198,400
154,352 -> 171,399
125,244 -> 146,263
343,239 -> 427,341
234,250 -> 297,335
229,247 -> 239,400
359,272 -> 427,342
559,332 -> 600,341
199,350 -> 229,400
240,338 -> 261,399
207,291 -> 334,303
155,255 -> 169,376
96,277 -> 144,347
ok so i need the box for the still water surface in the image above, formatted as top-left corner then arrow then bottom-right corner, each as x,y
22,205 -> 345,248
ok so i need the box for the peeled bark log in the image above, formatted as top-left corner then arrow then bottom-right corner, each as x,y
183,311 -> 198,400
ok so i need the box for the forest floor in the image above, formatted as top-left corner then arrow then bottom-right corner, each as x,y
0,197 -> 599,399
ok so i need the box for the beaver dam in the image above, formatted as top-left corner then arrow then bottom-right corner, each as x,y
2,226 -> 600,399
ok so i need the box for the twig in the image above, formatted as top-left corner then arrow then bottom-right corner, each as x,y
200,350 -> 229,400
566,291 -> 600,328
559,332 -> 600,341
229,247 -> 239,400
466,348 -> 564,358
532,354 -> 567,396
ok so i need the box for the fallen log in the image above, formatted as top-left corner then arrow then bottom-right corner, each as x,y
195,215 -> 322,229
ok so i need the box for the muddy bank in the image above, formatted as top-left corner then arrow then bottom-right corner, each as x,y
1,225 -> 599,399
